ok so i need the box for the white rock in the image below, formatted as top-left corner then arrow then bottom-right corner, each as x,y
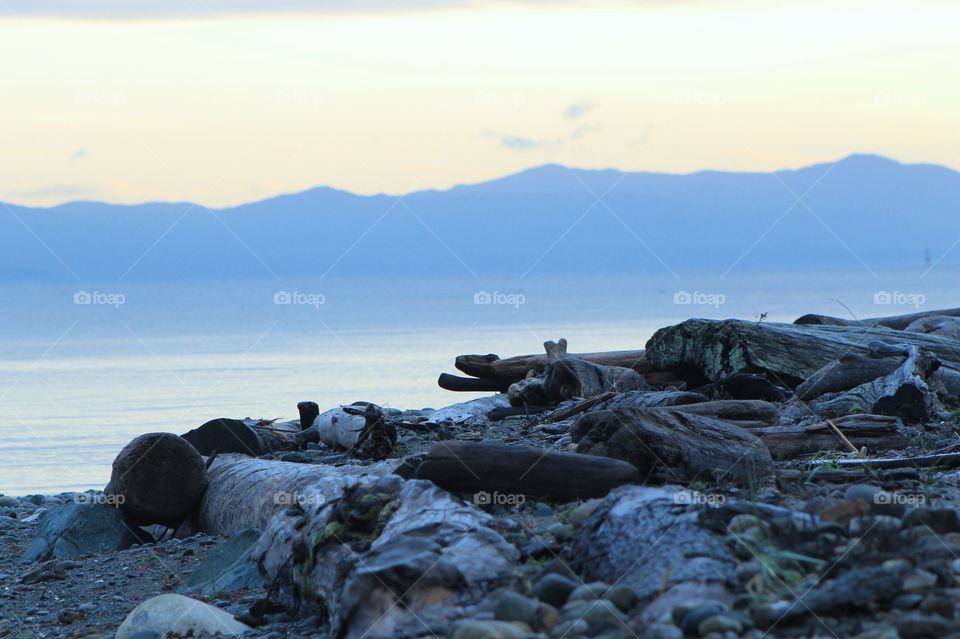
115,593 -> 251,639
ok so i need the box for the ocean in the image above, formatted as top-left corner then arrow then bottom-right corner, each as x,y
0,269 -> 953,495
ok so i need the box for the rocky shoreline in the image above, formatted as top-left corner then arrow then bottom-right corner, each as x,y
5,310 -> 960,639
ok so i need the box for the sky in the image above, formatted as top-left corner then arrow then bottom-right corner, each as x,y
1,0 -> 958,207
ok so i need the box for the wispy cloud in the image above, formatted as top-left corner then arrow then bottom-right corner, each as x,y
500,136 -> 563,151
1,0 -> 460,18
3,184 -> 94,200
564,102 -> 595,120
71,148 -> 88,161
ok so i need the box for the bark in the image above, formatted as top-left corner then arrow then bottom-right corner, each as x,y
571,407 -> 774,486
794,307 -> 960,330
414,441 -> 639,501
754,414 -> 906,459
813,345 -> 943,423
645,319 -> 960,386
795,354 -> 901,401
906,315 -> 960,340
197,454 -> 398,536
106,433 -> 209,527
254,476 -> 518,639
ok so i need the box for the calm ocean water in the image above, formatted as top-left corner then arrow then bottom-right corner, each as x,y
0,270 -> 954,495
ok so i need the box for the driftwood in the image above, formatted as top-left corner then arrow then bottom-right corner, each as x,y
795,354 -> 901,401
571,407 -> 774,486
664,399 -> 781,427
105,433 -> 209,527
255,476 -> 518,638
813,345 -> 943,423
181,402 -> 319,456
341,404 -> 397,460
906,315 -> 960,340
298,403 -> 388,451
437,373 -> 510,392
695,373 -> 790,401
794,307 -> 960,330
600,389 -> 709,409
414,441 -> 639,501
455,349 -> 650,382
803,452 -> 960,470
646,319 -> 960,386
198,454 -> 397,536
754,414 -> 906,459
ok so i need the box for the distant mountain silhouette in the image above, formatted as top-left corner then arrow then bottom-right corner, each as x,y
2,154 -> 957,281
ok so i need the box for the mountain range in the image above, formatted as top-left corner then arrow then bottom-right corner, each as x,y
2,154 -> 958,282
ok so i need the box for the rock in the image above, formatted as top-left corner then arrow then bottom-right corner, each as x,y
20,502 -> 151,564
569,582 -> 610,602
107,432 -> 209,527
641,622 -> 685,639
451,619 -> 528,639
494,591 -> 540,627
679,603 -> 728,636
0,496 -> 18,507
891,613 -> 957,638
580,599 -> 629,633
127,632 -> 163,639
18,560 -> 68,584
531,573 -> 579,608
182,529 -> 262,595
572,486 -> 736,600
903,569 -> 938,594
902,507 -> 960,534
605,584 -> 638,613
698,614 -> 743,635
568,499 -> 603,525
115,594 -> 251,639
57,608 -> 86,625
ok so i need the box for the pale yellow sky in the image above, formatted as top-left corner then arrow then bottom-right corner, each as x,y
1,0 -> 958,206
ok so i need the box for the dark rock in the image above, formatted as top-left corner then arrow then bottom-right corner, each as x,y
494,591 -> 539,627
530,573 -> 579,608
902,507 -> 960,534
182,529 -> 263,595
892,613 -> 958,639
20,502 -> 151,564
679,603 -> 727,636
605,585 -> 638,613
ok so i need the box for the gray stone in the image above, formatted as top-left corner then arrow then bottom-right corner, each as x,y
181,529 -> 263,595
494,591 -> 540,627
580,599 -> 629,633
641,622 -> 684,639
452,619 -> 528,639
698,614 -> 743,635
115,594 -> 250,639
20,503 -> 150,564
128,632 -> 163,639
680,603 -> 728,636
569,581 -> 610,602
531,573 -> 579,608
605,584 -> 638,613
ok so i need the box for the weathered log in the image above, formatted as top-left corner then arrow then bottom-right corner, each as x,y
424,395 -> 511,425
181,418 -> 302,457
813,345 -> 943,423
437,373 -> 510,393
455,348 -> 650,382
665,399 -> 781,427
803,452 -> 960,470
795,354 -> 901,401
906,315 -> 960,340
298,403 -> 381,451
198,454 -> 397,536
414,441 -> 639,501
543,392 -> 616,423
695,373 -> 790,401
600,389 -> 710,409
571,408 -> 774,486
794,307 -> 960,330
754,414 -> 906,459
646,319 -> 960,385
342,404 -> 397,460
106,433 -> 209,528
255,476 -> 518,638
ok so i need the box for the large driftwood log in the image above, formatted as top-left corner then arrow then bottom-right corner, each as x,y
414,441 -> 639,501
105,433 -> 209,527
813,345 -> 943,423
198,454 -> 397,536
755,414 -> 906,459
794,307 -> 960,330
646,319 -> 960,385
665,399 -> 781,427
906,315 -> 960,340
456,349 -> 650,382
255,476 -> 518,638
795,354 -> 901,401
571,408 -> 774,486
437,373 -> 510,393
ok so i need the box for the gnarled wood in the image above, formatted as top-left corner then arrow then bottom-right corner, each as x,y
571,407 -> 774,486
794,307 -> 960,330
813,345 -> 943,423
646,319 -> 960,385
455,349 -> 650,382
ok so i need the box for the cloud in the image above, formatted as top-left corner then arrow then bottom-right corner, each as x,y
571,122 -> 602,139
564,102 -> 595,120
2,184 -> 94,200
500,136 -> 563,151
71,148 -> 88,160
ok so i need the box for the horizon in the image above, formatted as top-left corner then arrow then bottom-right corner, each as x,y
2,151 -> 949,209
